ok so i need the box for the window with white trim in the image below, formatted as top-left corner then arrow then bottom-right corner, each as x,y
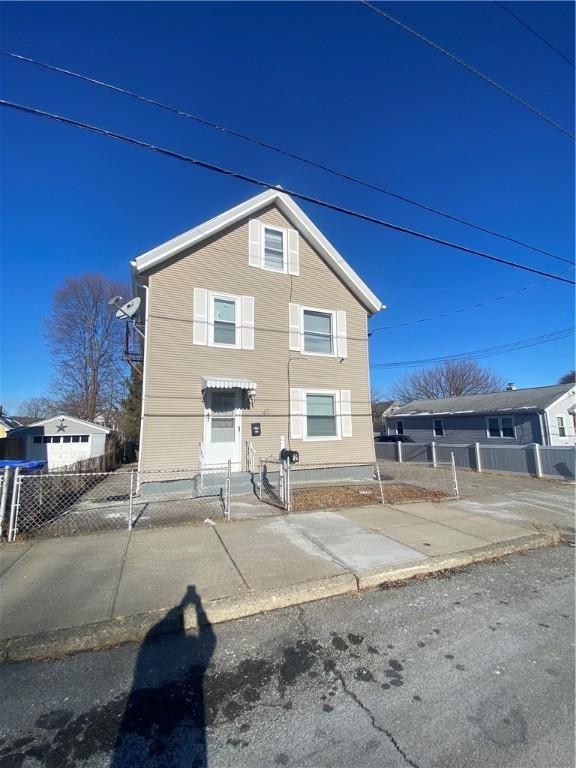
213,297 -> 237,346
557,415 -> 566,437
303,310 -> 333,355
306,393 -> 337,438
433,419 -> 444,437
194,289 -> 254,350
396,420 -> 404,435
487,416 -> 515,438
263,227 -> 286,271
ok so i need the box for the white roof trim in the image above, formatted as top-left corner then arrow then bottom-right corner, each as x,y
10,414 -> 110,434
202,377 -> 257,391
133,189 -> 384,314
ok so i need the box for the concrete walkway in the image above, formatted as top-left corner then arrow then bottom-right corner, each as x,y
0,501 -> 558,662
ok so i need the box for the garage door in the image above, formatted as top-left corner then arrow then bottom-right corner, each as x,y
29,435 -> 91,469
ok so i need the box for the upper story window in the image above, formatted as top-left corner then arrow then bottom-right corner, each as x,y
193,288 -> 255,350
263,227 -> 285,272
213,298 -> 237,346
487,416 -> 515,438
249,219 -> 299,275
433,419 -> 444,437
557,415 -> 566,437
303,310 -> 333,355
396,420 -> 404,435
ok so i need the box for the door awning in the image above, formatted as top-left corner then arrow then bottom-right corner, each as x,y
201,376 -> 257,391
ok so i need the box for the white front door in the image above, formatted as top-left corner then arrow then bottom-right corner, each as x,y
204,390 -> 242,469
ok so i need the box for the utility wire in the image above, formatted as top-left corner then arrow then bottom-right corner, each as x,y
361,1 -> 575,140
371,326 -> 575,368
1,50 -> 570,265
369,268 -> 575,332
495,2 -> 575,69
1,99 -> 574,286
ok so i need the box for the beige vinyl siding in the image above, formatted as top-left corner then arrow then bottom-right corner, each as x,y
140,204 -> 376,471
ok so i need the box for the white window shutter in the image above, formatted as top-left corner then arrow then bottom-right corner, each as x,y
289,303 -> 301,351
340,390 -> 352,437
290,388 -> 303,439
241,295 -> 255,350
287,228 -> 299,275
336,311 -> 347,358
248,220 -> 262,268
193,287 -> 208,345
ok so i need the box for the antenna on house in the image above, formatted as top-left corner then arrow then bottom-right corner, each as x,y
108,295 -> 144,379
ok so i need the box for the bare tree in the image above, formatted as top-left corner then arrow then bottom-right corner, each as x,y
17,396 -> 58,420
390,360 -> 504,403
45,273 -> 128,422
558,370 -> 575,384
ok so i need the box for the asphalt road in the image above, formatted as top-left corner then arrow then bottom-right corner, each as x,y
1,545 -> 574,768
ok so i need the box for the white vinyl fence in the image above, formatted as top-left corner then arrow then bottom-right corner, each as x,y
375,441 -> 575,481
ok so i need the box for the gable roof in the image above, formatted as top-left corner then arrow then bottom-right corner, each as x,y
391,384 -> 575,417
132,189 -> 384,314
0,414 -> 24,430
9,414 -> 110,434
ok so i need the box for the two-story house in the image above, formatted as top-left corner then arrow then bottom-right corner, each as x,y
131,189 -> 384,476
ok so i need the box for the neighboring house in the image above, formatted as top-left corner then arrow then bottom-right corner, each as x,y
383,384 -> 576,446
0,407 -> 24,439
9,414 -> 111,470
131,189 -> 384,474
372,400 -> 400,432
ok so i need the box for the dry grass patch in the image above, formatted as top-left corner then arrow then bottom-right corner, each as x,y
291,483 -> 449,512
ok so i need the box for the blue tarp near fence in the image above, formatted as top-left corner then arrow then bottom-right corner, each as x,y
0,460 -> 46,471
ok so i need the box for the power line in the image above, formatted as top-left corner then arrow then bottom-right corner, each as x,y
369,268 -> 575,332
371,327 -> 575,368
495,2 -> 575,69
361,1 -> 575,140
1,98 -> 574,287
1,51 -> 570,265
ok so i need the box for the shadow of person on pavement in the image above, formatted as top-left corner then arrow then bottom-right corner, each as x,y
110,585 -> 217,768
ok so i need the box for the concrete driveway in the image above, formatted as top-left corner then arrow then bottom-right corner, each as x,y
448,469 -> 574,534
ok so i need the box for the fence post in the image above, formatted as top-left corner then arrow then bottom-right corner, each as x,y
374,462 -> 385,505
225,459 -> 232,519
8,467 -> 21,543
532,443 -> 543,479
285,461 -> 292,513
430,441 -> 437,468
473,442 -> 482,473
450,453 -> 459,497
0,466 -> 9,540
397,440 -> 403,463
128,469 -> 135,530
258,461 -> 262,501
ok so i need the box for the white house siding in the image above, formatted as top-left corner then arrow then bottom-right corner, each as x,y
545,388 -> 576,446
139,204 -> 376,472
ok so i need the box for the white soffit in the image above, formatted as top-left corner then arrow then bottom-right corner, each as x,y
133,189 -> 384,314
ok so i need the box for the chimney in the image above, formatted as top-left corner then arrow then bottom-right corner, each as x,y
506,383 -> 517,391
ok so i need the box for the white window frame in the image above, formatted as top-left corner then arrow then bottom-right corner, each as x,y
261,224 -> 288,274
486,416 -> 516,439
557,415 -> 566,437
433,418 -> 444,437
302,389 -> 341,442
396,420 -> 404,436
208,291 -> 242,349
301,305 -> 337,357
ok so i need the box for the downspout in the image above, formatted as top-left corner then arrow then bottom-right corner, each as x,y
538,410 -> 550,446
136,280 -> 150,479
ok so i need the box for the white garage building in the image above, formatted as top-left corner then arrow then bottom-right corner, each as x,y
11,415 -> 110,470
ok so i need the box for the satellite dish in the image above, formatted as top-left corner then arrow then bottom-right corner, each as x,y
115,296 -> 141,319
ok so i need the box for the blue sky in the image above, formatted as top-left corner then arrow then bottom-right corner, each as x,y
1,1 -> 574,411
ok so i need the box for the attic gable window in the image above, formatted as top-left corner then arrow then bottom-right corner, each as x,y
263,228 -> 285,271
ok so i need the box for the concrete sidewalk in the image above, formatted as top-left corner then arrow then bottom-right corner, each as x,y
0,501 -> 559,662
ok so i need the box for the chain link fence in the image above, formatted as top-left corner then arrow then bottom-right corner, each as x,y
3,464 -> 233,541
378,458 -> 459,504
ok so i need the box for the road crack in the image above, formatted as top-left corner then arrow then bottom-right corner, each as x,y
332,668 -> 421,768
